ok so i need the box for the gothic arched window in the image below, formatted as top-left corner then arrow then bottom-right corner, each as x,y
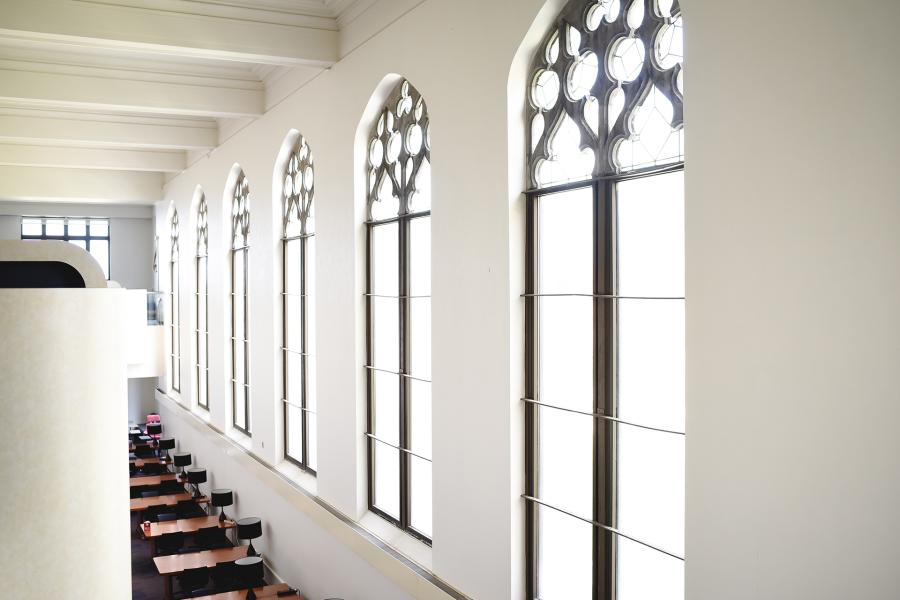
169,208 -> 181,393
231,170 -> 251,434
524,1 -> 685,598
365,79 -> 433,541
195,193 -> 209,410
282,135 -> 317,472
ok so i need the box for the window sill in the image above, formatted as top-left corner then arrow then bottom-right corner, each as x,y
191,405 -> 211,423
359,511 -> 433,572
226,427 -> 252,451
274,460 -> 317,496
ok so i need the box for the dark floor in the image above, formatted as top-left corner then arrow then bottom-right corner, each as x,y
132,517 -> 165,600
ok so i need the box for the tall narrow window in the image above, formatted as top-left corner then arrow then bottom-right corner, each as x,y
195,194 -> 209,410
524,1 -> 685,599
282,136 -> 317,472
231,171 -> 251,434
169,209 -> 181,393
365,79 -> 433,541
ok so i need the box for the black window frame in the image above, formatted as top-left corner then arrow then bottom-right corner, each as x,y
195,194 -> 209,411
281,135 -> 317,473
231,171 -> 251,436
524,1 -> 686,598
169,209 -> 181,393
20,216 -> 111,279
365,79 -> 433,543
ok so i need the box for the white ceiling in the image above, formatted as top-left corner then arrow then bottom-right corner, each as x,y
0,0 -> 379,204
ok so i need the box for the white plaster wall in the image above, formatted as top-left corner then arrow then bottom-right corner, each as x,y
684,1 -> 900,598
0,289 -> 131,599
153,0 -> 900,599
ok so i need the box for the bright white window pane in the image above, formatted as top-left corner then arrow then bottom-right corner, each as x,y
372,371 -> 399,445
618,299 -> 684,432
617,424 -> 684,557
537,405 -> 593,518
538,296 -> 593,412
69,240 -> 86,250
90,239 -> 109,279
409,216 -> 431,296
409,380 -> 431,459
21,218 -> 41,236
90,219 -> 108,237
284,294 -> 302,351
307,412 -> 318,471
286,403 -> 303,462
409,297 -> 431,380
371,222 -> 398,296
234,383 -> 246,430
307,354 -> 317,412
371,297 -> 399,371
410,456 -> 432,537
617,171 -> 684,297
68,219 -> 86,236
198,366 -> 207,407
285,239 -> 302,295
373,442 -> 400,519
617,534 -> 684,600
538,187 -> 593,295
45,219 -> 64,236
286,351 -> 303,407
536,504 -> 593,600
306,237 -> 316,356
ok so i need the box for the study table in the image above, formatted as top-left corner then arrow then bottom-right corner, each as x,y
193,583 -> 303,599
129,473 -> 180,488
129,456 -> 162,467
154,546 -> 248,600
130,493 -> 208,513
146,516 -> 236,538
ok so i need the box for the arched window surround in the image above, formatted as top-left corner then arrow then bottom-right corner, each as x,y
169,207 -> 181,394
195,190 -> 209,410
230,168 -> 251,435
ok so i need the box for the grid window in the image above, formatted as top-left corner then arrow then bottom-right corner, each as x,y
195,194 -> 209,410
169,209 -> 181,393
282,135 -> 317,472
231,171 -> 251,434
21,217 -> 111,279
525,1 -> 685,599
365,79 -> 432,542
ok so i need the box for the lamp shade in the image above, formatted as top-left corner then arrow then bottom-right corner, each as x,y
173,452 -> 192,467
146,423 -> 162,436
211,489 -> 233,507
235,555 -> 264,584
186,468 -> 207,484
158,437 -> 176,450
236,517 -> 262,540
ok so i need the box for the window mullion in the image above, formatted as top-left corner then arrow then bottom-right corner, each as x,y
399,212 -> 411,531
300,237 -> 309,468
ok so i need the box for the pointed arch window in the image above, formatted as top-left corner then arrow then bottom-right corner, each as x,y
365,79 -> 433,541
169,208 -> 181,393
282,135 -> 317,472
195,194 -> 209,410
524,1 -> 685,599
231,171 -> 251,434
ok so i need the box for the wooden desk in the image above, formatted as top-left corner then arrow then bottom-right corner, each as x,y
193,583 -> 302,599
130,493 -> 208,513
154,546 -> 248,600
129,457 -> 162,467
129,473 -> 180,488
147,516 -> 236,538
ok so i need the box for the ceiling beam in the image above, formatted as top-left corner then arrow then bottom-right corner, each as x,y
0,62 -> 265,118
0,109 -> 217,150
0,0 -> 338,67
0,165 -> 161,205
0,143 -> 185,173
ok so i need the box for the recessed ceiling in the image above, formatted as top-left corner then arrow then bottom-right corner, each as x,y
0,0 -> 379,204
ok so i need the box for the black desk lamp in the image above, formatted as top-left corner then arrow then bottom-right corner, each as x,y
235,555 -> 264,600
186,467 -> 207,499
173,452 -> 192,477
212,489 -> 233,522
157,437 -> 175,461
237,517 -> 262,557
146,422 -> 162,438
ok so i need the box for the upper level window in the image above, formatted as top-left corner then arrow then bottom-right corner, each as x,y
282,135 -> 317,472
169,208 -> 181,393
524,1 -> 685,599
195,194 -> 209,410
21,217 -> 110,279
231,170 -> 251,434
365,79 -> 433,541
